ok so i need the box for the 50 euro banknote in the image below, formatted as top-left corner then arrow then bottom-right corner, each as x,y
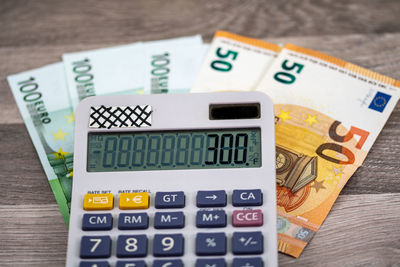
8,63 -> 74,224
191,31 -> 281,92
256,44 -> 400,257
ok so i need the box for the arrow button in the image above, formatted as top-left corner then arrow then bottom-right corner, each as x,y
197,190 -> 227,207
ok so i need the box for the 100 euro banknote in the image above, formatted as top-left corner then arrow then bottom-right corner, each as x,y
8,63 -> 74,224
191,31 -> 281,92
256,44 -> 400,257
63,35 -> 207,109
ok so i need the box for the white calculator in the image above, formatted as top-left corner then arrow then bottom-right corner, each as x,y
66,92 -> 277,267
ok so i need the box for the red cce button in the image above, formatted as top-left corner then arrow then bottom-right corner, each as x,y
232,209 -> 263,227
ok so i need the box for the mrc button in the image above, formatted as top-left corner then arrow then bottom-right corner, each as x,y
155,191 -> 185,208
197,190 -> 227,207
82,214 -> 113,231
232,189 -> 263,206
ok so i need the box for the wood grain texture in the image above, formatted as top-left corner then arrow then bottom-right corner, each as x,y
1,0 -> 400,266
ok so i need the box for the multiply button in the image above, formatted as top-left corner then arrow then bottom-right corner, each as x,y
82,213 -> 113,231
84,193 -> 113,210
119,192 -> 149,209
155,191 -> 185,208
232,189 -> 262,207
232,209 -> 263,227
197,190 -> 226,207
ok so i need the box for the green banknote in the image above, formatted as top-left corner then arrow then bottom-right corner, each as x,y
63,36 -> 208,109
8,62 -> 74,225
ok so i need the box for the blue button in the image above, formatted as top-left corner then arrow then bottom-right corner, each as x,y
233,257 -> 263,267
154,212 -> 185,229
82,214 -> 113,231
196,258 -> 226,267
80,236 -> 111,258
196,232 -> 226,256
118,213 -> 148,230
116,235 -> 147,257
80,262 -> 109,267
232,231 -> 263,255
116,260 -> 146,267
232,189 -> 262,206
153,259 -> 183,267
197,190 -> 226,207
155,191 -> 185,208
153,234 -> 184,257
196,210 -> 226,228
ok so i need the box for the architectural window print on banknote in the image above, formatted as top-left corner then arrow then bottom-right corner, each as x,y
256,44 -> 400,258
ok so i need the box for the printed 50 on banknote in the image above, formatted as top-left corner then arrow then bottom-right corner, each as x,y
256,44 -> 399,257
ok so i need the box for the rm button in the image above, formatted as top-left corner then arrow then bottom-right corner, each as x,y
119,192 -> 149,209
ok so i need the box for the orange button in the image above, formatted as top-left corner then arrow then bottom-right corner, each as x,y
119,192 -> 149,209
83,193 -> 114,210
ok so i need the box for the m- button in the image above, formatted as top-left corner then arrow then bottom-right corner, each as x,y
232,210 -> 263,227
119,192 -> 149,209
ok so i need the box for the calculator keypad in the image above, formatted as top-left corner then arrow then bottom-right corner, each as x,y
79,189 -> 266,265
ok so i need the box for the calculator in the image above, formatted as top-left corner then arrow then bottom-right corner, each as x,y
66,92 -> 277,267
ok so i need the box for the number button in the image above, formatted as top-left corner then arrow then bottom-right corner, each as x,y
80,236 -> 111,259
154,212 -> 185,229
83,193 -> 113,210
196,258 -> 226,267
233,257 -> 264,267
82,214 -> 113,231
119,192 -> 149,209
232,189 -> 262,206
153,259 -> 183,267
196,232 -> 226,256
118,213 -> 149,230
197,190 -> 226,207
196,210 -> 226,228
155,191 -> 185,208
80,261 -> 109,267
116,260 -> 146,267
116,235 -> 147,258
232,232 -> 263,255
153,234 -> 184,257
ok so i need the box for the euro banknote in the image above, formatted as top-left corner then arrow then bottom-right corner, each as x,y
256,44 -> 400,257
191,31 -> 281,92
63,35 -> 207,109
8,63 -> 74,224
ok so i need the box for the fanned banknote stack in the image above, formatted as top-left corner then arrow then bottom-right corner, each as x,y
7,31 -> 400,258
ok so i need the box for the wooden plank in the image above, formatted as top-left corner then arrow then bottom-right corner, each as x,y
0,193 -> 398,266
1,0 -> 400,47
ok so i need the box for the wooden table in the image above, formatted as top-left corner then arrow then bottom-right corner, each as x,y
0,0 -> 399,266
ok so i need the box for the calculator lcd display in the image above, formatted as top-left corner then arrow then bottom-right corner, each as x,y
87,128 -> 261,172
